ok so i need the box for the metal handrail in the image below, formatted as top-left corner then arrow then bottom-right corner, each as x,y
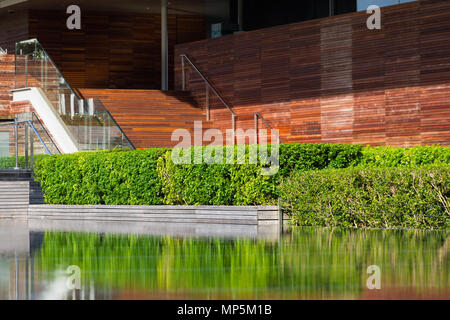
0,119 -> 54,154
0,117 -> 55,169
25,120 -> 53,155
254,112 -> 280,145
180,54 -> 236,144
180,54 -> 236,117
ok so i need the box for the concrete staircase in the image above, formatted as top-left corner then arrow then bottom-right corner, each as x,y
79,89 -> 213,149
0,170 -> 45,218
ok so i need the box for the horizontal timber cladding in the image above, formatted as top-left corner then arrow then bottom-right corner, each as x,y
27,10 -> 205,90
0,55 -> 14,117
175,0 -> 450,147
79,89 -> 212,149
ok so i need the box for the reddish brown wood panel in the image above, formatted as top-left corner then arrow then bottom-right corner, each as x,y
26,10 -> 205,90
0,11 -> 29,54
0,55 -> 15,118
79,89 -> 211,149
175,0 -> 450,147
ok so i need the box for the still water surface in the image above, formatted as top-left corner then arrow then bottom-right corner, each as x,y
0,221 -> 448,300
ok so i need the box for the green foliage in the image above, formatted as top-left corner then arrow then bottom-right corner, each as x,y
34,148 -> 168,205
0,155 -> 49,169
33,143 -> 450,229
279,143 -> 363,176
156,143 -> 364,205
280,166 -> 450,230
156,146 -> 277,205
358,145 -> 450,168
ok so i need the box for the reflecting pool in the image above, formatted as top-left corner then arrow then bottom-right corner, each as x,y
0,220 -> 448,300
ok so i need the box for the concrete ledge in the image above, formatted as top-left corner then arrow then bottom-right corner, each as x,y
27,205 -> 280,226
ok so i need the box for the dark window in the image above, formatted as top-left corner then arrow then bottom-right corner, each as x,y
239,0 -> 357,31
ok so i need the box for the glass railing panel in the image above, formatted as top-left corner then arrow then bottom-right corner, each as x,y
15,39 -> 134,152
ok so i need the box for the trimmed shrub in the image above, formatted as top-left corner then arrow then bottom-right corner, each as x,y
278,143 -> 363,176
156,146 -> 277,205
280,166 -> 450,230
156,143 -> 364,205
34,148 -> 168,205
33,143 -> 450,220
0,154 -> 49,169
358,145 -> 450,168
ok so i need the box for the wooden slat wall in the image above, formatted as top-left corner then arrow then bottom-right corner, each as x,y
0,11 -> 29,53
0,55 -> 15,118
26,10 -> 205,90
79,89 -> 210,149
175,0 -> 450,146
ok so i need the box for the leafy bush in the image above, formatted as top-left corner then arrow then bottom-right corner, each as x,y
0,155 -> 49,169
34,143 -> 450,223
280,166 -> 450,230
34,148 -> 168,205
156,146 -> 277,205
278,143 -> 362,176
156,143 -> 364,205
359,145 -> 450,168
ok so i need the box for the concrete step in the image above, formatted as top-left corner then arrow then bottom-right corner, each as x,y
0,170 -> 45,205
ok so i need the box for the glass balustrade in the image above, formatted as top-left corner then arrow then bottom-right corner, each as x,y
15,39 -> 134,152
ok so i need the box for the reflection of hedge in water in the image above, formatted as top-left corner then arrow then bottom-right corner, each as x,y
35,229 -> 449,298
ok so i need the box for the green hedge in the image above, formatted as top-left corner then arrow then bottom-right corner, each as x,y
359,145 -> 450,168
34,148 -> 168,205
280,166 -> 450,230
0,155 -> 49,169
34,144 -> 450,226
157,146 -> 276,205
156,143 -> 364,205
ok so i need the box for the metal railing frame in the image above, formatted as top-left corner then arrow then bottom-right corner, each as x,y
180,54 -> 237,144
0,116 -> 55,170
254,112 -> 280,145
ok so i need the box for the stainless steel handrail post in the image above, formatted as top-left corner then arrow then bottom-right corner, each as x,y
25,120 -> 52,155
206,84 -> 210,121
181,56 -> 186,91
255,112 -> 281,145
30,128 -> 34,170
180,54 -> 237,140
254,113 -> 259,145
14,117 -> 19,170
232,114 -> 236,146
25,121 -> 29,169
